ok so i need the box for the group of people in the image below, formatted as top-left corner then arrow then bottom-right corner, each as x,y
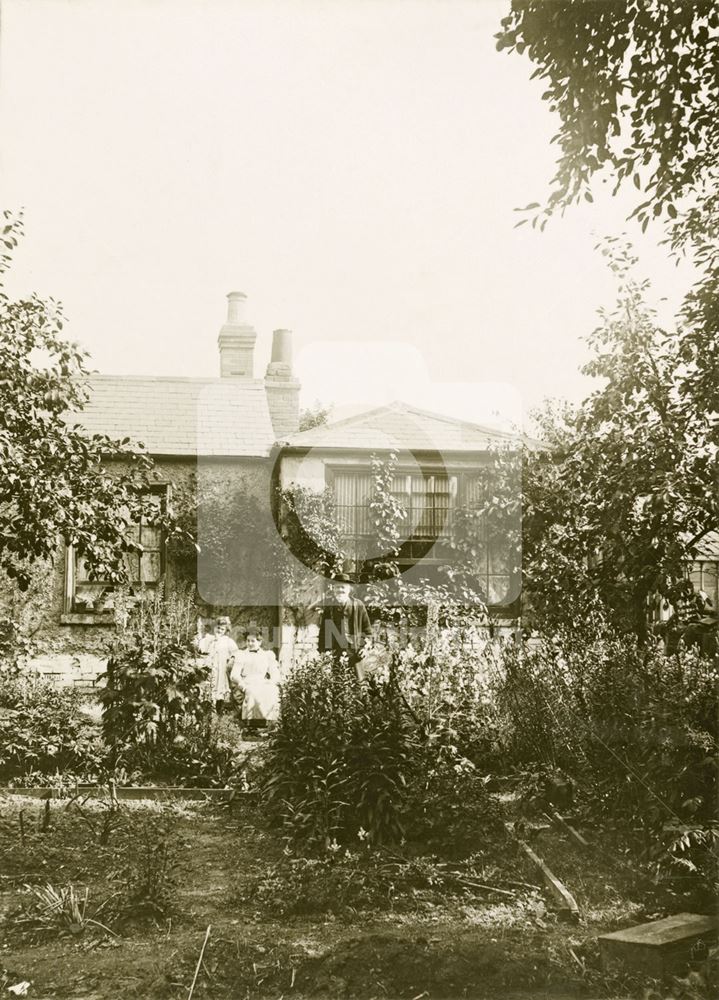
196,575 -> 373,726
196,619 -> 283,726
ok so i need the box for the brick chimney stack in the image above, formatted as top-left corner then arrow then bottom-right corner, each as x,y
265,328 -> 300,437
218,291 -> 257,378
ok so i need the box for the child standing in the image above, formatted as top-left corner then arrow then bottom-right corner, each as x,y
196,616 -> 239,712
229,630 -> 282,730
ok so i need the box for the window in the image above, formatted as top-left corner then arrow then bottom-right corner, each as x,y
390,473 -> 456,539
63,487 -> 168,621
332,470 -> 457,559
689,560 -> 718,612
334,472 -> 373,542
331,468 -> 518,608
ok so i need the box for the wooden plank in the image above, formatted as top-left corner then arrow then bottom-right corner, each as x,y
516,838 -> 580,922
504,821 -> 580,922
0,786 -> 257,803
599,913 -> 717,979
544,809 -> 591,849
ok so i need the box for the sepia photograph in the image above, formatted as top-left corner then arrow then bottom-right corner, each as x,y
0,1 -> 717,998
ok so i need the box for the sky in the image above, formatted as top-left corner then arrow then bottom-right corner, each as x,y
0,0 -> 693,429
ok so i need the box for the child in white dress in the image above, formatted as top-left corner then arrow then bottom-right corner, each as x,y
229,631 -> 282,727
196,616 -> 239,712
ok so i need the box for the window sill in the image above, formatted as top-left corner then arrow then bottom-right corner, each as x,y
60,613 -> 115,626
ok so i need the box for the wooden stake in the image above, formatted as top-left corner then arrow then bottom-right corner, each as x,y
187,925 -> 211,1000
41,798 -> 51,832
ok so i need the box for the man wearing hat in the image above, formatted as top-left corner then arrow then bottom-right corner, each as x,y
317,574 -> 372,665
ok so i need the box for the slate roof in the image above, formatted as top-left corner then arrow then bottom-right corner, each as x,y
73,375 -> 277,457
695,530 -> 719,559
280,401 -> 541,453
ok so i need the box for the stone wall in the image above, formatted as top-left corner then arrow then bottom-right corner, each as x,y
24,653 -> 107,693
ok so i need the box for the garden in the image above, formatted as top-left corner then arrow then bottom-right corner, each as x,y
1,282 -> 717,997
2,3 -> 719,995
1,589 -> 717,1000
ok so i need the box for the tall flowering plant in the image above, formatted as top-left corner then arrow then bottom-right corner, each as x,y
98,590 -> 210,748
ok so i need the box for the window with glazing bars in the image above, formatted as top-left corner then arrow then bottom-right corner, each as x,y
463,475 -> 514,607
332,471 -> 456,543
68,489 -> 166,614
689,560 -> 718,612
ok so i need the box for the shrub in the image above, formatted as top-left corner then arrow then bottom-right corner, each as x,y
262,655 -> 416,847
0,673 -> 105,783
493,633 -> 718,825
115,714 -> 252,788
492,630 -> 719,898
261,636 -> 504,853
109,807 -> 180,920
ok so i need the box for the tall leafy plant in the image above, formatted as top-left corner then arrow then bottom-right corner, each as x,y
492,630 -> 718,828
98,591 -> 209,748
262,654 -> 416,847
262,643 -> 502,852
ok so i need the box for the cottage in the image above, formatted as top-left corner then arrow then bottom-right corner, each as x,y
11,293 -> 299,687
10,292 -> 535,687
12,292 -> 714,688
272,400 -> 534,668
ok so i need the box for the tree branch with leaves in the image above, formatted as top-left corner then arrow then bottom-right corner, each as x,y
0,211 -> 167,591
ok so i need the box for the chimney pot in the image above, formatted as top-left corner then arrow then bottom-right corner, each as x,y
218,290 -> 256,378
265,327 -> 300,436
226,291 -> 247,324
269,329 -> 292,370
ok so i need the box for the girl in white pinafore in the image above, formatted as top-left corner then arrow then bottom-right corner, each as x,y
197,617 -> 239,712
229,632 -> 282,723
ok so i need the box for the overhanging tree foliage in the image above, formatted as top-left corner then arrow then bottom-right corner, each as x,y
0,212 -> 165,591
496,1 -> 718,227
493,2 -> 718,635
496,1 -> 718,446
519,244 -> 714,637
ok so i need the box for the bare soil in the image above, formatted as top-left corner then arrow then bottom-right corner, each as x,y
0,794 -> 685,999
